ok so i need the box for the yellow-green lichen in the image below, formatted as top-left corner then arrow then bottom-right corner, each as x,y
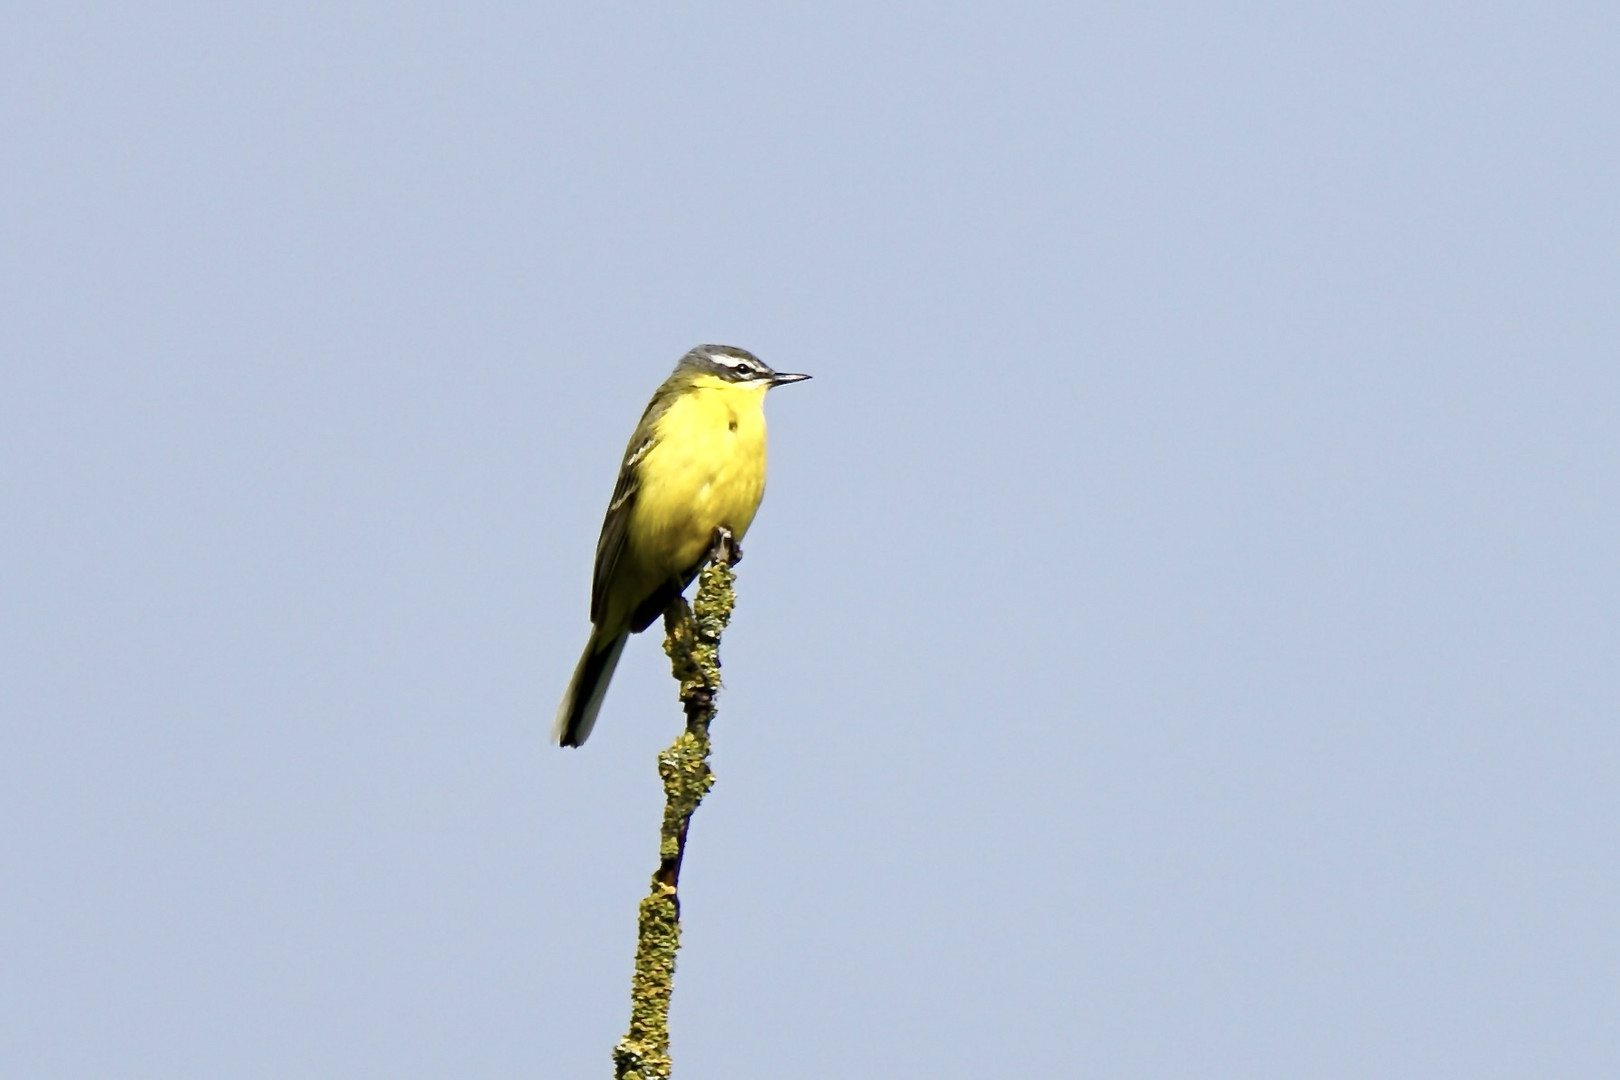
613,540 -> 737,1079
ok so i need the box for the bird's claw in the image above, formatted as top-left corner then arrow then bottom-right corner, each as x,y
710,527 -> 741,566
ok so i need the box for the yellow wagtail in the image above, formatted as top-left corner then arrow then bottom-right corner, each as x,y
553,344 -> 809,747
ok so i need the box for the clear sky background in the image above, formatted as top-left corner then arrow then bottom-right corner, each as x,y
3,4 -> 1616,1077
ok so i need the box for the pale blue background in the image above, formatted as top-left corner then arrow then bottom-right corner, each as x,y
3,4 -> 1617,1077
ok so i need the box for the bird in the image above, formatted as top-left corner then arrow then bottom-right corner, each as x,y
553,344 -> 810,747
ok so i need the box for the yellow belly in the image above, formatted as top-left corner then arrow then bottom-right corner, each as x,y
628,382 -> 769,581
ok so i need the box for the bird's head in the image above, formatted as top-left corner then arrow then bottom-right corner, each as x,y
676,344 -> 811,390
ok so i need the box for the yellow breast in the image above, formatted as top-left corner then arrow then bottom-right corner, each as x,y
629,379 -> 770,579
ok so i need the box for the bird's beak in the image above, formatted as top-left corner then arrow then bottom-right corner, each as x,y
769,372 -> 811,386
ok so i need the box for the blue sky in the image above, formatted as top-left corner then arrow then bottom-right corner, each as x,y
3,4 -> 1617,1076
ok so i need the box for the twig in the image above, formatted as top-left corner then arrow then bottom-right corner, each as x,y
612,529 -> 737,1080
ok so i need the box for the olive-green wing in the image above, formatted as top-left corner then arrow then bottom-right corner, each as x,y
589,386 -> 678,626
590,436 -> 648,623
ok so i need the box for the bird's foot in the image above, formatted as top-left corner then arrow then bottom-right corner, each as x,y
710,526 -> 740,566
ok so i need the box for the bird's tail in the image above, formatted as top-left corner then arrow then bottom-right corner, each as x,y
552,627 -> 629,747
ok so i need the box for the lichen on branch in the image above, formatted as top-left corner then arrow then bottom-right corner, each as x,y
612,531 -> 737,1080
